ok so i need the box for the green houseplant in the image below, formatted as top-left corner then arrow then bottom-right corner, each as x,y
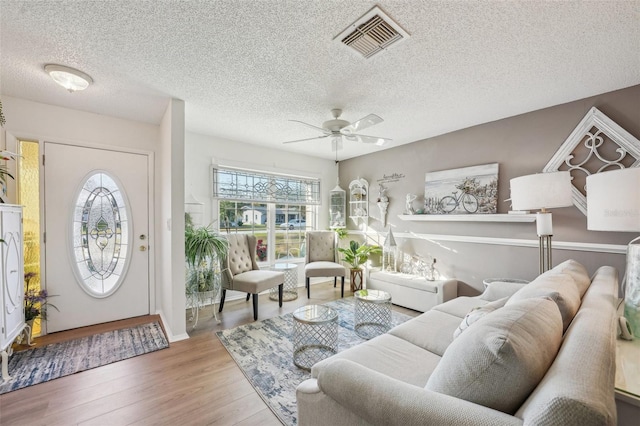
184,223 -> 228,293
338,240 -> 382,291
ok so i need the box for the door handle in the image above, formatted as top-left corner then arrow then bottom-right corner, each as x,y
139,234 -> 146,240
139,245 -> 147,252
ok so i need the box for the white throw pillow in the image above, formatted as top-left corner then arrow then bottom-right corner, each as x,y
426,297 -> 563,414
453,297 -> 508,339
507,272 -> 581,332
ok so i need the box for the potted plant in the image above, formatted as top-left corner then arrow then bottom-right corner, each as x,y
185,224 -> 228,293
338,240 -> 382,291
24,271 -> 58,336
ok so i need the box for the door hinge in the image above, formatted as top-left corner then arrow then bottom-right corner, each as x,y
43,232 -> 46,244
42,154 -> 45,166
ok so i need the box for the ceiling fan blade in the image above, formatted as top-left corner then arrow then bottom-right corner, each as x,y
283,134 -> 331,144
289,120 -> 330,134
331,137 -> 343,152
349,134 -> 392,146
341,114 -> 383,134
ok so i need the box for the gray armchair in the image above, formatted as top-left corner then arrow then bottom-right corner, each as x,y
304,231 -> 346,298
219,234 -> 284,320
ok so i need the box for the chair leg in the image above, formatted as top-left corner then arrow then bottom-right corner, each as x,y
334,277 -> 337,288
219,289 -> 226,312
246,293 -> 251,301
278,284 -> 283,307
306,277 -> 310,298
341,276 -> 345,298
252,294 -> 258,321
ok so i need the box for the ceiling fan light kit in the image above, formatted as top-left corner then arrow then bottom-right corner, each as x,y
284,108 -> 392,151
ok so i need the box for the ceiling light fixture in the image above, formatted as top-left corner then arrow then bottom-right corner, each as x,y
44,64 -> 93,92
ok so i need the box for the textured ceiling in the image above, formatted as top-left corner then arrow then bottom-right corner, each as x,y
1,0 -> 639,160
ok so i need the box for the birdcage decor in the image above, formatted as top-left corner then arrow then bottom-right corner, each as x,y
330,182 -> 346,229
382,227 -> 397,272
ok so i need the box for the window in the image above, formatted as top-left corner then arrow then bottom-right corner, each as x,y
213,167 -> 319,263
71,171 -> 130,297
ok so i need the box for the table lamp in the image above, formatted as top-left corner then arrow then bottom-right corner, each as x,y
510,171 -> 573,274
587,167 -> 640,337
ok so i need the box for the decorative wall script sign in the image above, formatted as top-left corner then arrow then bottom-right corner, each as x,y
377,172 -> 406,184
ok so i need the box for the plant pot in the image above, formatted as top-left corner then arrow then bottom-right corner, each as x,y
350,268 -> 364,292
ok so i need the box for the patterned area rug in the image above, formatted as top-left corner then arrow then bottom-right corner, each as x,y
0,321 -> 169,394
216,298 -> 413,425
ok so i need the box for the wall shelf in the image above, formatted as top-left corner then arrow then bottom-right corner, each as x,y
398,214 -> 536,223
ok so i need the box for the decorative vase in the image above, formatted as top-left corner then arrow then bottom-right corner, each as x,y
350,268 -> 364,292
624,242 -> 640,336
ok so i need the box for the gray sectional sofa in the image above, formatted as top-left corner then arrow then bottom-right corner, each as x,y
297,260 -> 619,425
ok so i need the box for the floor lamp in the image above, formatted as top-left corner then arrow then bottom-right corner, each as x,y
587,167 -> 640,337
510,171 -> 573,274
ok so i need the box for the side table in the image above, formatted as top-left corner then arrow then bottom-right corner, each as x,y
354,289 -> 392,340
269,263 -> 298,301
292,305 -> 338,371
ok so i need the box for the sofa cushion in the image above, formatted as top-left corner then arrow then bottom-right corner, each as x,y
311,333 -> 441,387
388,309 -> 462,357
432,296 -> 490,318
480,281 -> 529,301
453,297 -> 509,339
507,272 -> 581,332
425,297 -> 563,415
551,259 -> 591,297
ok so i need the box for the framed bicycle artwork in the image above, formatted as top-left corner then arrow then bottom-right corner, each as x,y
424,163 -> 499,214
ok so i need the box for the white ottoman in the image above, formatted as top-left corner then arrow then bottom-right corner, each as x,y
368,271 -> 457,312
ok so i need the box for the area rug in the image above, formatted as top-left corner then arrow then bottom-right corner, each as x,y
0,321 -> 168,394
216,298 -> 413,425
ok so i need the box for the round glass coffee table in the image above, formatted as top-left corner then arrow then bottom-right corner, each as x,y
269,263 -> 298,301
292,304 -> 338,371
354,289 -> 392,340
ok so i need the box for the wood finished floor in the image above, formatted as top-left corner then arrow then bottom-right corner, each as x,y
0,281 -> 418,425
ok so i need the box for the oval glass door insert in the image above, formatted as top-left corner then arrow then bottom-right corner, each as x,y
71,171 -> 130,297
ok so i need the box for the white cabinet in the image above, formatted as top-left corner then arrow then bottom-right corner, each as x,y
0,205 -> 24,382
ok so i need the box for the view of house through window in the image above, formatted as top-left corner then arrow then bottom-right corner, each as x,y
218,201 -> 316,262
213,167 -> 320,264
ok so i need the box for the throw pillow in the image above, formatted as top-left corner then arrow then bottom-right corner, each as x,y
453,297 -> 508,339
507,273 -> 581,332
426,297 -> 563,415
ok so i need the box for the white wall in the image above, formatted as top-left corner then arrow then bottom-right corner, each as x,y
1,95 -> 188,341
158,99 -> 188,342
185,132 -> 337,229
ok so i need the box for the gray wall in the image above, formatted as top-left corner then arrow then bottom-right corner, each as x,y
340,85 -> 640,295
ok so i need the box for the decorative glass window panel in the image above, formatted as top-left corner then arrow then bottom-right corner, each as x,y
71,171 -> 130,297
212,167 -> 320,205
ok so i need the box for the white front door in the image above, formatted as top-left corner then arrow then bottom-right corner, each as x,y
44,142 -> 150,333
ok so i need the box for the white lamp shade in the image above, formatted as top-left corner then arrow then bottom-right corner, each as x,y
510,171 -> 573,211
587,168 -> 640,232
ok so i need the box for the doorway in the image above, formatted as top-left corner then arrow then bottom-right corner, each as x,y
41,142 -> 151,333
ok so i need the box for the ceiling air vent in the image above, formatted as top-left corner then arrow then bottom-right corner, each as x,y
335,6 -> 409,59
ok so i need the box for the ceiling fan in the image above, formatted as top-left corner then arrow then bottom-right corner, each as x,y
283,109 -> 392,151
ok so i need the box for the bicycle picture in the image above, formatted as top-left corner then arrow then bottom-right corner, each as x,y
440,189 -> 479,213
424,163 -> 499,215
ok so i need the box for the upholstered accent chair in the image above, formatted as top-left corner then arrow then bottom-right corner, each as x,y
304,231 -> 346,298
219,234 -> 284,320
